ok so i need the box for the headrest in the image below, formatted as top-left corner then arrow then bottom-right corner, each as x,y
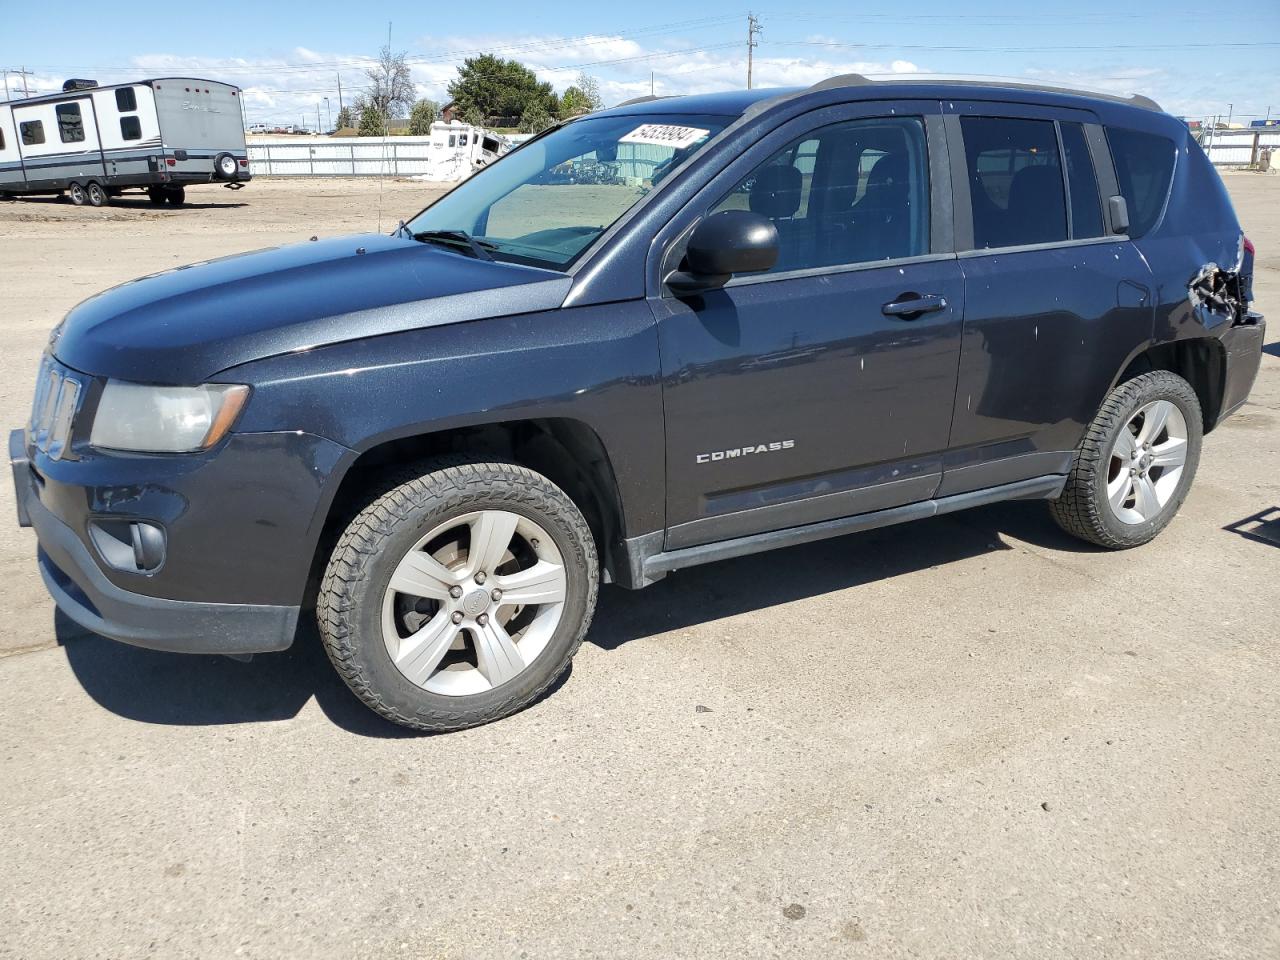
749,163 -> 803,219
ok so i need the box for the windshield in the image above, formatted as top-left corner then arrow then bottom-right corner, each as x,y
405,113 -> 733,270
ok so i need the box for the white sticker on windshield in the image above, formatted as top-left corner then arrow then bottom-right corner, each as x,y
619,123 -> 711,149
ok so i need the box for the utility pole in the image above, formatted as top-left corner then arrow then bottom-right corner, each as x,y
746,13 -> 762,89
316,103 -> 321,133
336,72 -> 344,114
1227,102 -> 1234,127
2,69 -> 9,101
7,66 -> 35,98
650,71 -> 654,96
325,97 -> 332,131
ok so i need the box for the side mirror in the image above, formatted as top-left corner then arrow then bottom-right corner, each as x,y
667,210 -> 779,296
1108,195 -> 1130,235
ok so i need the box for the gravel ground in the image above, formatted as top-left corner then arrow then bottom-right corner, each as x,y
0,175 -> 1277,960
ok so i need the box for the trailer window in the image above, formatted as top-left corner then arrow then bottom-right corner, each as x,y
120,116 -> 142,141
57,104 -> 85,144
20,120 -> 45,146
116,87 -> 137,112
0,129 -> 4,150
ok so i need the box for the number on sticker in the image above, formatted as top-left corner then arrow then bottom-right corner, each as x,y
619,124 -> 711,150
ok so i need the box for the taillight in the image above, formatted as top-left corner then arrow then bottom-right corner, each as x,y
1243,235 -> 1255,257
166,158 -> 176,166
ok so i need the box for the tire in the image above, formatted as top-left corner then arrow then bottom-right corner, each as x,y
147,186 -> 166,206
86,181 -> 107,207
68,182 -> 87,206
165,186 -> 186,206
214,152 -> 238,180
1050,370 -> 1202,549
318,459 -> 599,732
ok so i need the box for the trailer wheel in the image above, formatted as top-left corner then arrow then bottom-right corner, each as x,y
147,186 -> 166,206
68,182 -> 88,206
165,186 -> 186,207
86,182 -> 107,207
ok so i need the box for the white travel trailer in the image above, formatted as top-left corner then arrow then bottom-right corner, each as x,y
0,78 -> 251,207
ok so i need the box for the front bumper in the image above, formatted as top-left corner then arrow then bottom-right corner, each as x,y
10,424 -> 351,655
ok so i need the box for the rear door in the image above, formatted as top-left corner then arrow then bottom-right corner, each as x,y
939,100 -> 1154,496
0,108 -> 22,191
649,100 -> 965,549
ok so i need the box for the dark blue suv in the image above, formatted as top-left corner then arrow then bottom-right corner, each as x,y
11,76 -> 1264,730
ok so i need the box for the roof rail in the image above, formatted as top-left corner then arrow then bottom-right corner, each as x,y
613,94 -> 670,108
804,73 -> 1162,112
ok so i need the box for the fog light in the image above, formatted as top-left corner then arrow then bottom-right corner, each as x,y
89,519 -> 166,573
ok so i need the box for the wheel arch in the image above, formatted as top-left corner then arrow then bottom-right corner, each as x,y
1111,336 -> 1227,432
308,417 -> 629,594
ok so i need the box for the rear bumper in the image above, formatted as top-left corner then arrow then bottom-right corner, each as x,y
1219,313 -> 1266,423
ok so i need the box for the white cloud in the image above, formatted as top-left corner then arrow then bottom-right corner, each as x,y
9,35 -> 1275,126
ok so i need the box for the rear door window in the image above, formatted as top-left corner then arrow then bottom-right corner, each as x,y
1060,122 -> 1104,238
961,116 -> 1066,248
1106,127 -> 1176,238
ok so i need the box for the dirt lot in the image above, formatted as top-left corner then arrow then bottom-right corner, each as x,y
0,176 -> 1278,959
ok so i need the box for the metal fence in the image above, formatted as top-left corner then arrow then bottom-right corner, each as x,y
1202,128 -> 1280,167
246,137 -> 474,178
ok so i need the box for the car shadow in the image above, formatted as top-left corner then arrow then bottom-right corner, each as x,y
58,499 -> 1086,735
1262,340 -> 1280,359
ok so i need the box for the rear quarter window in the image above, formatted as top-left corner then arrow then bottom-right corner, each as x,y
1106,127 -> 1176,238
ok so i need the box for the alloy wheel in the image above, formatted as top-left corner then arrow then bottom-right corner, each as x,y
1106,399 -> 1188,524
381,510 -> 567,696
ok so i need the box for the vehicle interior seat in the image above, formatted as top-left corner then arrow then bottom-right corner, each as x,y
838,152 -> 912,263
1001,164 -> 1067,246
748,163 -> 807,271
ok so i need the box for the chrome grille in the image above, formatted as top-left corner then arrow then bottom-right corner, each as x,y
28,356 -> 82,460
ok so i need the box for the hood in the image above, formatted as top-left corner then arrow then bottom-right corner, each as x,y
51,233 -> 571,384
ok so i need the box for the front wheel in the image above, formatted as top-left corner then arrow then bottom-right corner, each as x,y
68,182 -> 87,206
86,181 -> 107,207
1050,370 -> 1202,549
318,460 -> 599,731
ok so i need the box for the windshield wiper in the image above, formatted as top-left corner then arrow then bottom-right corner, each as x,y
411,228 -> 497,261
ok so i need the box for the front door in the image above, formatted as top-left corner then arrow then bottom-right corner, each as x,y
651,102 -> 965,549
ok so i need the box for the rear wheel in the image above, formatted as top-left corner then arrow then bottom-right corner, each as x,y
1050,370 -> 1202,549
147,186 -> 166,206
318,460 -> 598,731
86,181 -> 107,207
68,182 -> 87,206
164,185 -> 186,206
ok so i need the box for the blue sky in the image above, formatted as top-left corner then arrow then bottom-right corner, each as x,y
2,1 -> 1277,126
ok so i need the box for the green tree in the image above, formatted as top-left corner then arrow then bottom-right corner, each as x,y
357,105 -> 387,137
408,98 -> 439,135
448,54 -> 558,126
334,106 -> 354,131
560,72 -> 603,118
518,102 -> 555,134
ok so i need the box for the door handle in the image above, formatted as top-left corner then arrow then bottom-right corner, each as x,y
881,293 -> 947,319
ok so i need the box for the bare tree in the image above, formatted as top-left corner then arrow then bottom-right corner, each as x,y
364,45 -> 415,120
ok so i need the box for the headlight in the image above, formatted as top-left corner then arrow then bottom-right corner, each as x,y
90,381 -> 250,453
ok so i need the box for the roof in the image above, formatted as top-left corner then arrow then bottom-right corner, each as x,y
597,75 -> 1163,122
1,77 -> 241,108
